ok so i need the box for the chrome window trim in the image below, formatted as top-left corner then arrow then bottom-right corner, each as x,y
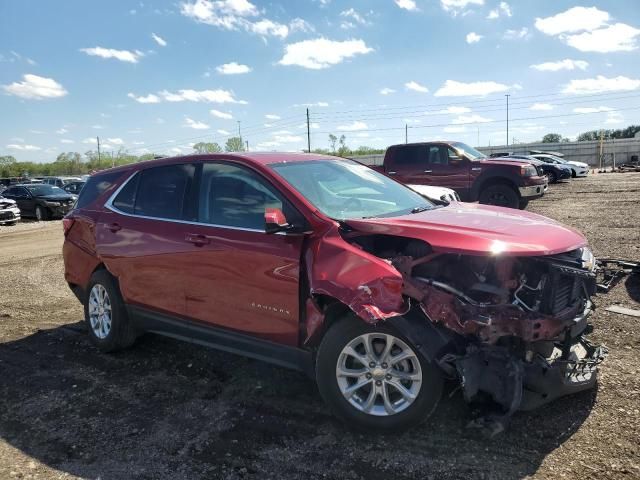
104,169 -> 267,234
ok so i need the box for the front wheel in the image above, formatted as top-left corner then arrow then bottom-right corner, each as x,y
35,205 -> 49,221
546,171 -> 558,184
316,316 -> 443,432
478,184 -> 519,209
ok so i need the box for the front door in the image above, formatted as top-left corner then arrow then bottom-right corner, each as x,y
182,161 -> 304,346
425,145 -> 471,196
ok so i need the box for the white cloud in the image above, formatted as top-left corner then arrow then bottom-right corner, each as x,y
273,130 -> 292,135
265,114 -> 281,120
169,147 -> 184,154
466,32 -> 482,44
82,138 -> 97,144
563,75 -> 640,95
180,0 -> 292,38
80,47 -> 143,63
605,111 -> 624,124
566,23 -> 640,53
106,137 -> 124,145
159,88 -> 247,104
257,140 -> 281,149
217,129 -> 231,135
216,62 -> 252,75
503,27 -> 529,40
183,117 -> 210,129
151,33 -> 167,47
440,106 -> 471,114
6,143 -> 41,151
440,0 -> 483,14
127,92 -> 161,103
337,121 -> 368,131
56,128 -> 68,134
210,109 -> 233,119
2,74 -> 68,100
573,106 -> 613,114
530,59 -> 589,72
405,80 -> 428,93
278,38 -> 373,69
340,8 -> 369,29
443,126 -> 467,134
60,139 -> 75,144
293,101 -> 329,107
274,134 -> 303,143
379,87 -> 396,95
534,7 -> 609,36
434,79 -> 512,97
132,141 -> 145,145
529,103 -> 554,111
289,18 -> 314,34
394,0 -> 417,11
487,2 -> 511,19
92,125 -> 103,129
451,114 -> 491,124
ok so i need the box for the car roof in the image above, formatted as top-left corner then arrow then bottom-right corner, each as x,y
96,152 -> 343,175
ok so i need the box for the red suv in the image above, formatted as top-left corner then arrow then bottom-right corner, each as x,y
63,153 -> 606,432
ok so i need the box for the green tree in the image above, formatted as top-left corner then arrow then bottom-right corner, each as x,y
193,142 -> 222,153
541,133 -> 562,143
336,135 -> 350,157
328,134 -> 338,153
225,137 -> 245,152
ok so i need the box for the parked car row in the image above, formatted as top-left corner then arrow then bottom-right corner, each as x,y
0,183 -> 79,223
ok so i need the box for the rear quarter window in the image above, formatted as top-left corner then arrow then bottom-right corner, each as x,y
75,171 -> 125,209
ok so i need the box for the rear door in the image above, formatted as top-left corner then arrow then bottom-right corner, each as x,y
98,162 -> 197,317
389,144 -> 429,185
180,161 -> 305,346
424,145 -> 471,196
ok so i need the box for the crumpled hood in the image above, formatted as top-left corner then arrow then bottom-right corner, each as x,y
345,202 -> 587,256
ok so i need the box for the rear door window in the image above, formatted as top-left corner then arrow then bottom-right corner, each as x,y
392,145 -> 428,168
133,163 -> 196,220
76,171 -> 123,209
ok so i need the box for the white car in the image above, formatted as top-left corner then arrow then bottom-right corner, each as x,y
407,184 -> 460,204
531,154 -> 589,178
0,196 -> 21,225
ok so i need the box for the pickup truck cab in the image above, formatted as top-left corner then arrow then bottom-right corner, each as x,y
371,141 -> 547,209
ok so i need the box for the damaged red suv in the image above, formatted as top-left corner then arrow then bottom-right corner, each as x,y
63,153 -> 606,432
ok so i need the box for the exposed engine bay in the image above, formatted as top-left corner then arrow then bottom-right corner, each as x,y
342,232 -> 610,433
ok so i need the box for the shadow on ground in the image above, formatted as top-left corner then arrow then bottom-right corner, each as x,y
0,323 -> 597,480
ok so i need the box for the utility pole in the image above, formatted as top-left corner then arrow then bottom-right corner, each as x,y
405,123 -> 408,144
245,140 -> 249,152
237,121 -> 242,143
505,94 -> 510,146
96,136 -> 101,168
111,151 -> 115,168
306,108 -> 311,153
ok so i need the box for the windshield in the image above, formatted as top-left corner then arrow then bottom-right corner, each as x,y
450,142 -> 487,160
26,184 -> 67,196
271,159 -> 434,220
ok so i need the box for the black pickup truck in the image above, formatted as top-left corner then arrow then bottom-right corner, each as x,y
370,141 -> 548,209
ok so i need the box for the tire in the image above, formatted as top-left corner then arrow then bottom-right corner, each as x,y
518,199 -> 529,210
546,171 -> 557,184
316,315 -> 443,432
35,205 -> 48,221
84,270 -> 137,352
478,184 -> 519,209
572,170 -> 577,178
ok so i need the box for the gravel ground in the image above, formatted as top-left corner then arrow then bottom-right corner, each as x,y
0,173 -> 639,480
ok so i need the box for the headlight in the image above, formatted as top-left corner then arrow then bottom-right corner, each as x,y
45,201 -> 61,207
520,165 -> 537,177
580,247 -> 596,271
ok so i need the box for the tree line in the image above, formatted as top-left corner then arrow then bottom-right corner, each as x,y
540,125 -> 640,144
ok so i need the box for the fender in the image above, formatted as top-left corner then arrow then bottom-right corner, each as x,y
470,168 -> 522,201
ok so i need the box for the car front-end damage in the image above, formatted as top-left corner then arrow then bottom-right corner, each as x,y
0,197 -> 21,225
305,203 -> 610,432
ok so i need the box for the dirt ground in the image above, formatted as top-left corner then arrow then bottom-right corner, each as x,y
1,173 -> 639,480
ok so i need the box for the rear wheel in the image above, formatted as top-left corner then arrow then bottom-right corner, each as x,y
316,316 -> 443,432
478,184 -> 519,209
84,270 -> 137,352
518,199 -> 529,210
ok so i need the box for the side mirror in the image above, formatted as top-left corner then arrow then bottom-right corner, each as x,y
265,208 -> 291,234
449,155 -> 464,166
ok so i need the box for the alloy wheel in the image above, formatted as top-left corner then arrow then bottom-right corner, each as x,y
336,333 -> 422,416
88,284 -> 112,339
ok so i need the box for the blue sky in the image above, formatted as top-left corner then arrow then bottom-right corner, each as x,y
2,0 -> 640,162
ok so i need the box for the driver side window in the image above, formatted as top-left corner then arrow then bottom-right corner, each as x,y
199,163 -> 295,230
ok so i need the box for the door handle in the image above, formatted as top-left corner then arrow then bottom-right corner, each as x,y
185,233 -> 210,246
387,171 -> 397,175
423,170 -> 433,173
108,223 -> 122,233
